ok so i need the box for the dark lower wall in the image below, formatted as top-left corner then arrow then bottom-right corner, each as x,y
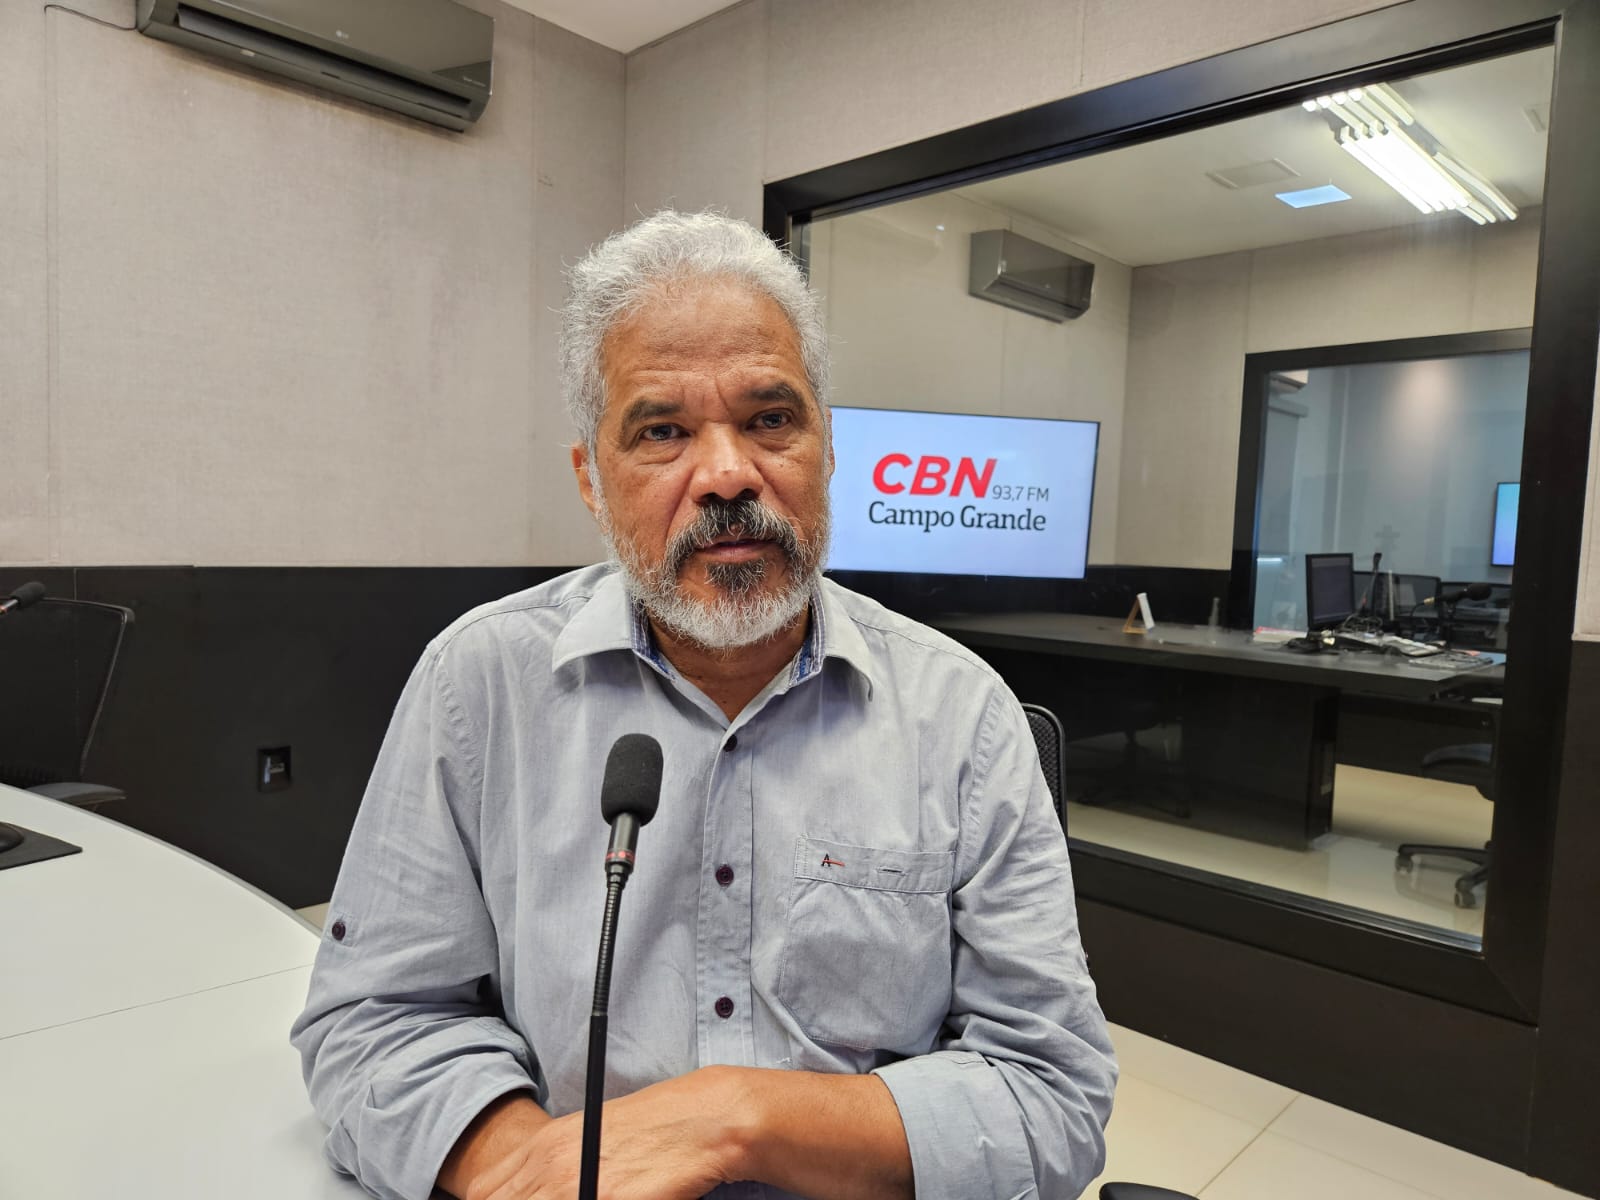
1,562 -> 1218,907
0,565 -> 570,907
833,564 -> 1231,625
1080,898 -> 1539,1167
1528,637 -> 1600,1194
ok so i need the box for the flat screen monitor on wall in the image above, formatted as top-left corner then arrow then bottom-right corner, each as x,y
1492,481 -> 1519,567
826,407 -> 1099,580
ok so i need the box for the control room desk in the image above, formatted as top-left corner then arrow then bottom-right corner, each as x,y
0,784 -> 361,1198
932,613 -> 1504,848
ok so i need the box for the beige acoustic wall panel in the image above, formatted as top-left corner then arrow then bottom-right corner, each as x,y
1001,212 -> 1130,566
1244,219 -> 1538,355
1080,0 -> 1405,91
0,7 -> 51,564
625,0 -> 767,226
1117,217 -> 1541,570
765,0 -> 1085,184
762,0 -> 1403,186
531,17 -> 626,567
44,3 -> 622,568
1468,218 -> 1543,333
1119,253 -> 1252,570
811,192 -> 1130,564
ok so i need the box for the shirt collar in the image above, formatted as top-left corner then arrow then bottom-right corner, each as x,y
550,568 -> 645,673
810,577 -> 878,698
550,567 -> 878,697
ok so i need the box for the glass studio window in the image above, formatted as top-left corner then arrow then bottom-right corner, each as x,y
1250,343 -> 1527,639
803,45 -> 1553,949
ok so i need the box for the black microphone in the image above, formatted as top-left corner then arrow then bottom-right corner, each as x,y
0,581 -> 47,617
579,734 -> 664,1200
600,733 -> 663,880
1438,582 -> 1494,605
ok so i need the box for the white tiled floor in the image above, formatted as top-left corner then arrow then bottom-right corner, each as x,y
281,908 -> 1584,1200
1092,1023 -> 1584,1200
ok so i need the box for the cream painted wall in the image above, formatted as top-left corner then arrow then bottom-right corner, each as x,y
625,0 -> 767,225
1118,216 -> 1541,569
807,193 -> 1130,563
624,0 -> 1404,224
1,1 -> 620,568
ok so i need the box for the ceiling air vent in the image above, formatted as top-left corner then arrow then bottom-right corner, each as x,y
968,230 -> 1094,322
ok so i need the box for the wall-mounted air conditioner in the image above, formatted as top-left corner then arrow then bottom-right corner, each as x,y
968,229 -> 1095,322
136,0 -> 493,132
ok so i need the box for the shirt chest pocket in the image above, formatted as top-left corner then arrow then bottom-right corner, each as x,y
774,836 -> 955,1053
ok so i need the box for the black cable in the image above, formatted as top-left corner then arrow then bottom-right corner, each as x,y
43,3 -> 136,32
37,598 -> 134,778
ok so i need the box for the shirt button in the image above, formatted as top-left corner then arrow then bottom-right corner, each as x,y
714,996 -> 735,1019
715,864 -> 734,887
330,919 -> 346,942
723,735 -> 738,752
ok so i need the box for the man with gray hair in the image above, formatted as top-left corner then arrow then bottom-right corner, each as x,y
293,210 -> 1116,1200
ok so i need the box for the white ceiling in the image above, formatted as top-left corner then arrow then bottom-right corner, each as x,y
498,0 -> 736,53
951,47 -> 1554,267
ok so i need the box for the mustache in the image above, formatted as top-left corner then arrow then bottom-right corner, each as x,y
664,497 -> 803,576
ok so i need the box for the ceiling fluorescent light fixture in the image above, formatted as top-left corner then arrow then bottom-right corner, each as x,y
1276,183 -> 1351,208
1303,83 -> 1517,224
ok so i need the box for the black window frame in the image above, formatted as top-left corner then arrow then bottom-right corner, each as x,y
764,0 -> 1600,1027
1229,326 -> 1535,631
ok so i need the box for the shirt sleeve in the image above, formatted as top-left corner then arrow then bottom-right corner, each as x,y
872,685 -> 1118,1200
290,643 -> 539,1200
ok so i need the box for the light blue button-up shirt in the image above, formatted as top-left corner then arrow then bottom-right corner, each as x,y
292,563 -> 1116,1200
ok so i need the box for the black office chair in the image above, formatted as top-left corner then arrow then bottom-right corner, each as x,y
1435,581 -> 1511,649
1370,572 -> 1441,633
1024,703 -> 1068,831
0,590 -> 134,855
1023,702 -> 1201,1200
1397,740 -> 1494,909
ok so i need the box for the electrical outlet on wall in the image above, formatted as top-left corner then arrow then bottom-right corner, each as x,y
257,746 -> 292,793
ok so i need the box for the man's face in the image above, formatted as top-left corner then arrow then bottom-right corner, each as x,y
572,278 -> 832,648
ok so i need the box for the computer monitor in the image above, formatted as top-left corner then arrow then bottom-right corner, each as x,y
1305,552 -> 1355,631
1370,572 -> 1441,628
1492,482 -> 1519,568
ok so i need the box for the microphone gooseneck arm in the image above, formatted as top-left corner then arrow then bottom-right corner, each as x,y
1361,551 -> 1382,615
578,876 -> 627,1200
578,732 -> 662,1200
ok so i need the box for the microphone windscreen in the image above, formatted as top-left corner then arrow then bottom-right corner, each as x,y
8,581 -> 46,609
1464,583 -> 1495,601
600,733 -> 663,825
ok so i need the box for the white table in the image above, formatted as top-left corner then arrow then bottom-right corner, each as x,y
0,784 -> 366,1197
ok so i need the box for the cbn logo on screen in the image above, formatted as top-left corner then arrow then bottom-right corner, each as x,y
871,454 -> 997,497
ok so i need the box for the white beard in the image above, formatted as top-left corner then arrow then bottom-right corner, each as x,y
593,485 -> 829,652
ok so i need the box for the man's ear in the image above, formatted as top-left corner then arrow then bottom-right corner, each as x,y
572,443 -> 600,518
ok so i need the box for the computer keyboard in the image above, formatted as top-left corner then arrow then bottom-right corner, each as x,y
1331,632 -> 1444,657
1402,650 -> 1497,671
1379,634 -> 1446,657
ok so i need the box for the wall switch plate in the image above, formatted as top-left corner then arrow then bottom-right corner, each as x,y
258,746 -> 292,793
